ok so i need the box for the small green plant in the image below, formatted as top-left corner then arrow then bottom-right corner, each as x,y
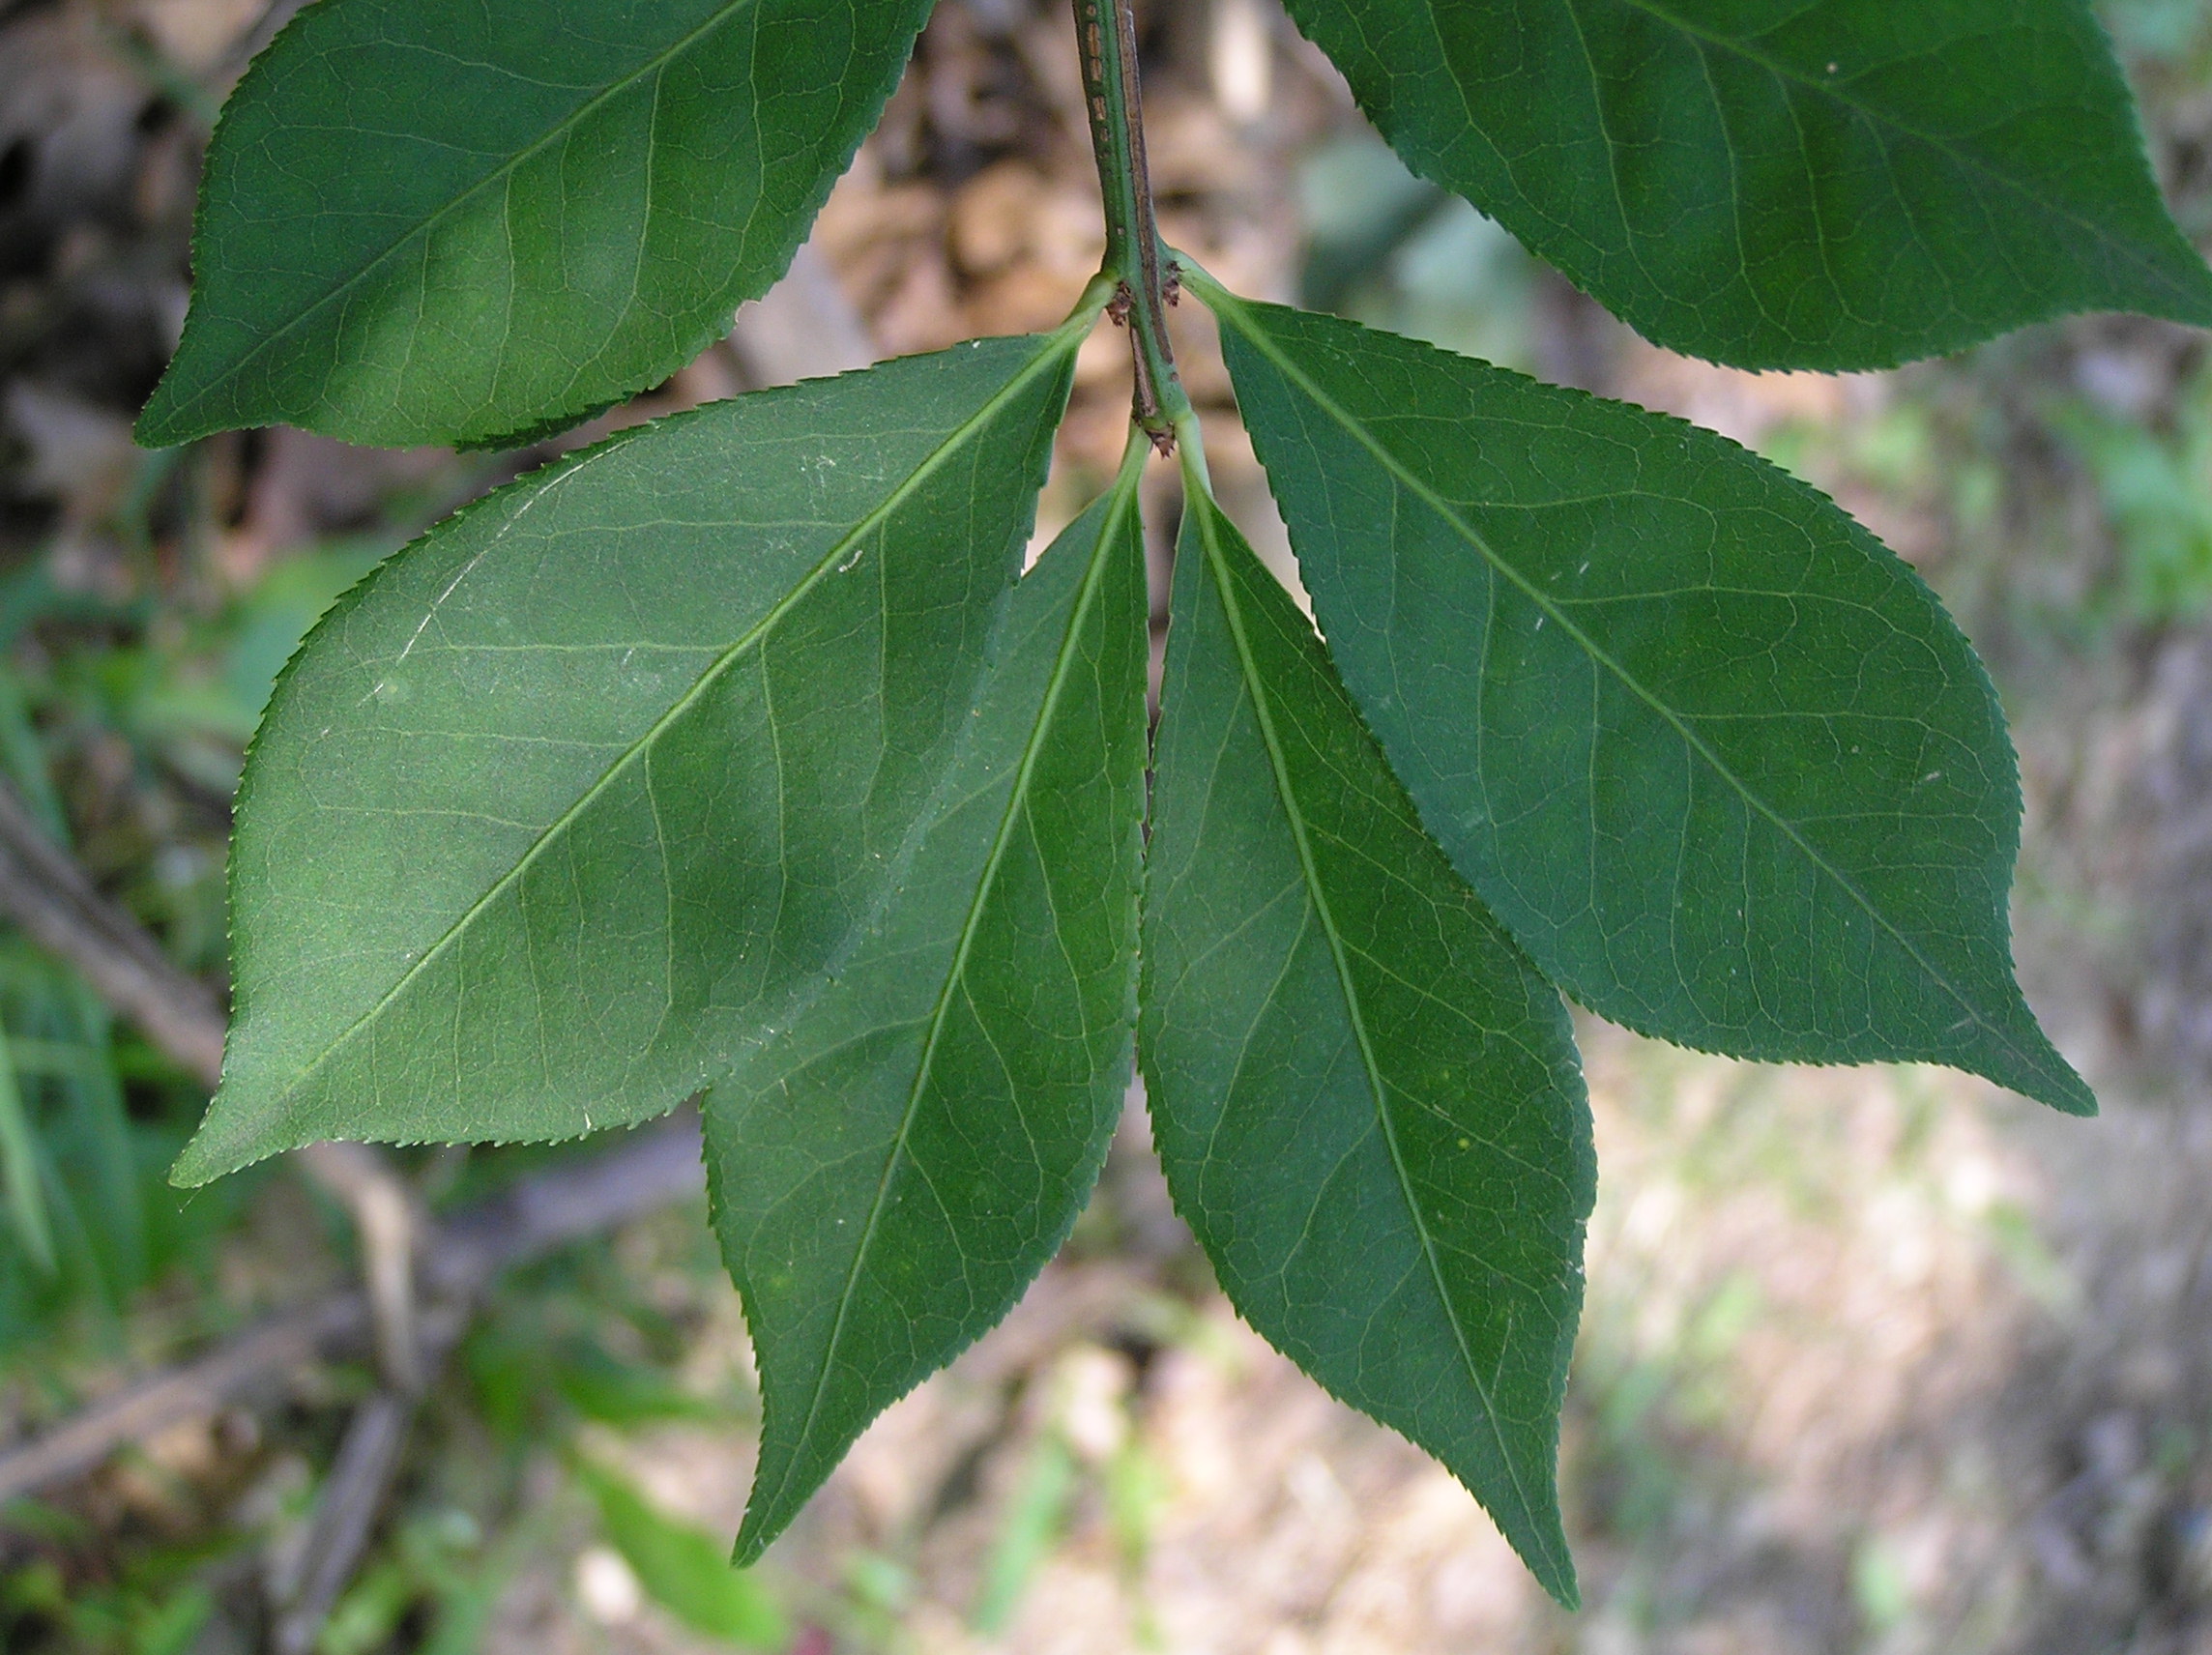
137,0 -> 2208,1603
2057,375 -> 2212,623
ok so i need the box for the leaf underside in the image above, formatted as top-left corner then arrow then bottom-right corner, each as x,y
1278,0 -> 2212,370
1141,488 -> 1594,1607
135,0 -> 2168,1610
1201,281 -> 2090,1116
139,0 -> 932,450
177,332 -> 1080,1186
711,466 -> 1150,1562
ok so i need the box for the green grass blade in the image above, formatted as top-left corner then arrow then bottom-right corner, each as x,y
0,1020 -> 54,1273
576,1459 -> 787,1647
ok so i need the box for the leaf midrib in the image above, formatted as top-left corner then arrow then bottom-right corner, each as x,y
254,328 -> 1080,1118
161,0 -> 762,428
749,461 -> 1143,1537
1205,285 -> 2053,1088
1190,496 -> 1563,1586
1600,0 -> 2199,303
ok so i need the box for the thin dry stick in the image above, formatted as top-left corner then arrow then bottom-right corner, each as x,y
0,779 -> 227,1085
0,1112 -> 703,1507
270,1393 -> 415,1654
283,1109 -> 715,1649
0,770 -> 701,1645
0,1292 -> 369,1503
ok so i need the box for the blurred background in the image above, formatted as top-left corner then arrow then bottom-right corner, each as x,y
3,0 -> 2212,1650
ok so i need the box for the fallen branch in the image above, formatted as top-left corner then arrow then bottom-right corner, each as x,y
0,233 -> 876,1635
271,1393 -> 414,1655
0,774 -> 704,1649
0,779 -> 227,1087
0,1109 -> 703,1507
268,1112 -> 704,1647
0,1292 -> 366,1505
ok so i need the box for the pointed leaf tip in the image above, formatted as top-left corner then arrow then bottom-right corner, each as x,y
198,334 -> 1080,1178
1200,281 -> 2086,1118
145,0 -> 935,447
1277,0 -> 2212,369
1142,485 -> 1591,1602
167,1122 -> 231,1189
714,455 -> 1151,1559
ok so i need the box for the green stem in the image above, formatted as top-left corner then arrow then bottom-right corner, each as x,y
1074,0 -> 1192,451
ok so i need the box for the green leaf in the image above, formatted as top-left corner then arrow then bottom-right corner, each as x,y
0,1020 -> 54,1272
175,329 -> 1085,1185
1200,280 -> 2091,1115
971,1434 -> 1076,1635
1275,0 -> 2212,369
575,1458 -> 787,1647
552,1343 -> 740,1428
1139,484 -> 1593,1606
137,0 -> 933,450
710,448 -> 1150,1562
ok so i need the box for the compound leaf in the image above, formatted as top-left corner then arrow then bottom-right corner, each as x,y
175,329 -> 1083,1185
1140,486 -> 1593,1606
1277,0 -> 2212,370
1202,282 -> 2091,1115
138,0 -> 932,450
709,453 -> 1150,1561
